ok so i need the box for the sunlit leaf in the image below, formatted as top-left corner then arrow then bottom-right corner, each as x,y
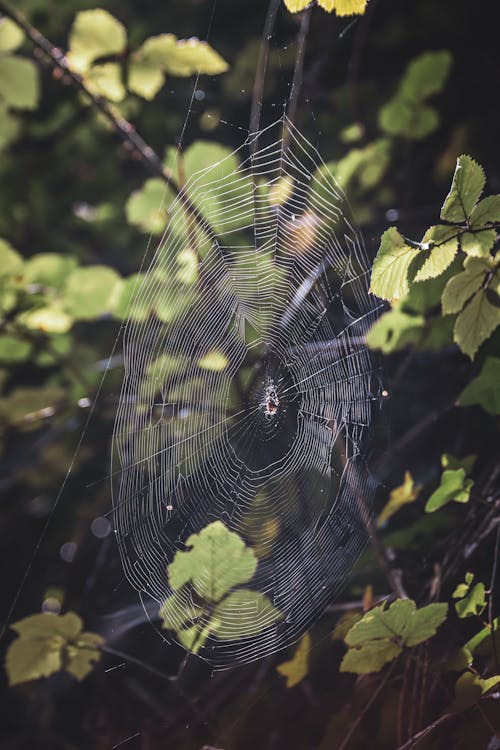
0,18 -> 24,52
465,618 -> 499,656
19,306 -> 73,334
5,612 -> 103,686
24,253 -> 78,290
440,155 -> 485,223
318,0 -> 368,15
441,256 -> 492,315
470,195 -> 500,226
454,576 -> 486,619
370,227 -> 420,301
425,468 -> 473,512
268,175 -> 294,206
0,237 -> 23,276
377,471 -> 421,527
67,9 -> 127,75
84,63 -> 125,102
0,55 -> 39,110
461,229 -> 496,258
168,521 -> 257,603
276,633 -> 311,687
198,351 -> 229,371
282,0 -> 310,12
341,599 -> 447,674
441,453 -> 476,474
125,178 -> 172,235
413,225 -> 458,282
212,589 -> 283,640
458,357 -> 500,414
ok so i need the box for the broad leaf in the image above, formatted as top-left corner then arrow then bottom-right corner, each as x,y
212,589 -> 283,639
0,55 -> 39,110
454,289 -> 500,359
370,227 -> 420,301
461,229 -> 496,258
458,357 -> 500,414
167,521 -> 257,603
64,266 -> 123,320
441,256 -> 492,315
24,253 -> 78,290
470,195 -> 500,226
67,9 -> 127,75
317,0 -> 368,14
341,599 -> 447,674
85,63 -> 125,102
283,0 -> 310,10
377,471 -> 421,526
276,633 -> 311,688
125,178 -> 172,235
0,18 -> 24,52
425,468 -> 473,512
6,612 -> 103,686
453,574 -> 486,618
441,453 -> 476,474
366,308 -> 424,353
440,155 -> 485,223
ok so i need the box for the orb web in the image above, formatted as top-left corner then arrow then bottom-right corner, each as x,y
112,117 -> 384,667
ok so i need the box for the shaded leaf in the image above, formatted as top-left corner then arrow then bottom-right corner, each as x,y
212,589 -> 283,640
125,178 -> 171,235
370,227 -> 420,301
441,256 -> 492,315
440,155 -> 485,223
458,357 -> 500,414
441,453 -> 476,473
64,266 -> 123,320
276,634 -> 311,687
0,237 -> 23,276
454,289 -> 500,359
465,618 -> 499,656
67,9 -> 126,75
366,308 -> 424,353
470,195 -> 500,227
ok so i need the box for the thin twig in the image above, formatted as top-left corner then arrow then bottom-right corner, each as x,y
488,523 -> 500,671
395,712 -> 454,750
249,0 -> 281,152
283,8 -> 311,148
0,0 -> 219,246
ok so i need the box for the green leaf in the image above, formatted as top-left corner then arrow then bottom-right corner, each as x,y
0,237 -> 23,276
0,18 -> 24,52
0,335 -> 31,363
84,63 -> 125,102
448,672 -> 500,713
379,99 -> 438,140
67,9 -> 127,75
0,55 -> 39,110
441,453 -> 476,473
377,471 -> 421,527
441,256 -> 492,315
465,618 -> 499,656
125,178 -> 172,235
413,225 -> 458,282
5,612 -> 103,686
366,308 -> 424,353
440,155 -> 485,223
461,229 -> 496,258
24,253 -> 78,290
341,599 -> 447,674
160,590 -> 202,631
370,227 -> 421,301
211,589 -> 283,640
19,306 -> 73,334
470,195 -> 500,226
128,34 -> 228,100
276,633 -> 311,687
458,357 -> 500,414
454,289 -> 500,359
197,351 -> 229,371
63,266 -> 123,320
167,521 -> 257,603
402,50 -> 453,100
455,580 -> 486,619
425,468 -> 473,512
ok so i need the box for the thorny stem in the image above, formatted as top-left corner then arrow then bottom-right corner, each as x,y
0,0 -> 219,247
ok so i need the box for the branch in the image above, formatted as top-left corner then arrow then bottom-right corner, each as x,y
0,0 -> 219,246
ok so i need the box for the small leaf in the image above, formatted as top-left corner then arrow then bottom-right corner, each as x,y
377,471 -> 421,527
0,18 -> 24,52
440,155 -> 485,223
84,63 -> 125,102
67,9 -> 127,75
19,306 -> 73,334
465,618 -> 499,656
425,468 -> 473,512
268,175 -> 294,206
0,55 -> 39,110
318,0 -> 368,16
0,237 -> 23,276
283,0 -> 312,11
341,638 -> 401,674
458,357 -> 500,415
24,253 -> 78,290
167,521 -> 257,603
276,633 -> 311,688
455,581 -> 486,619
454,289 -> 500,360
441,256 -> 492,315
441,453 -> 476,474
198,351 -> 229,371
370,227 -> 421,301
413,225 -> 458,282
461,229 -> 496,258
470,195 -> 500,227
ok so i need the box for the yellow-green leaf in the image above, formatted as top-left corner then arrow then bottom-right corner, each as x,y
198,351 -> 229,371
441,155 -> 485,223
0,18 -> 24,52
67,9 -> 127,75
470,195 -> 500,227
64,266 -> 123,320
276,633 -> 311,687
19,306 -> 73,334
413,225 -> 458,282
370,227 -> 420,301
454,289 -> 500,359
0,55 -> 39,110
377,471 -> 421,527
0,237 -> 23,276
318,0 -> 368,15
125,178 -> 172,235
461,229 -> 496,258
212,589 -> 283,640
84,62 -> 125,102
425,468 -> 473,512
283,0 -> 310,12
441,256 -> 492,315
167,521 -> 257,603
366,308 -> 424,353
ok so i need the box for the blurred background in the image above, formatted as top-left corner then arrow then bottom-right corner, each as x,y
0,0 -> 499,748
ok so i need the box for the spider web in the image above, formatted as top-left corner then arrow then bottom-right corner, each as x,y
112,116 -> 384,668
